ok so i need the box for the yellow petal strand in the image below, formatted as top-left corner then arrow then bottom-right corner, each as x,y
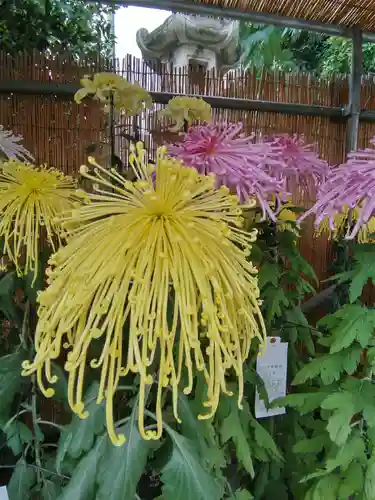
74,72 -> 152,115
22,145 -> 266,445
160,96 -> 212,132
0,160 -> 83,283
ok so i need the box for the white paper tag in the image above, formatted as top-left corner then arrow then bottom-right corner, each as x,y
255,337 -> 288,419
0,486 -> 9,500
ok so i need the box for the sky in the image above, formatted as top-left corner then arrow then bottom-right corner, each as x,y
115,6 -> 171,59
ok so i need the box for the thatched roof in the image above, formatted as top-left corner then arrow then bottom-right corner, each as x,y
125,0 -> 375,36
174,0 -> 375,31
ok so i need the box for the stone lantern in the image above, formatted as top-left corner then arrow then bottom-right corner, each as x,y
136,13 -> 241,73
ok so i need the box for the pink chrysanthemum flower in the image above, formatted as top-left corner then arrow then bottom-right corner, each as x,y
0,125 -> 34,162
166,122 -> 287,220
263,134 -> 329,198
298,138 -> 375,240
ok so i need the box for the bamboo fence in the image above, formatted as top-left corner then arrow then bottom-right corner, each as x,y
2,52 -> 375,291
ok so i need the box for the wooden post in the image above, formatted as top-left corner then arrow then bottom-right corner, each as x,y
347,27 -> 363,153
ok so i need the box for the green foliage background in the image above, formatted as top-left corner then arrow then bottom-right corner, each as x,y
239,23 -> 375,76
0,0 -> 116,58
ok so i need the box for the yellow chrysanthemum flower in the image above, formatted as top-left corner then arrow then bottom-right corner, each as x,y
160,96 -> 212,132
277,206 -> 299,234
22,144 -> 266,446
74,72 -> 152,115
0,160 -> 83,282
315,206 -> 375,243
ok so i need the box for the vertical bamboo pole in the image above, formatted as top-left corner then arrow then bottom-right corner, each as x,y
346,27 -> 363,154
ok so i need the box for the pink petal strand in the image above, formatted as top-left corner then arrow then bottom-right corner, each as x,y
298,138 -> 375,240
166,122 -> 288,220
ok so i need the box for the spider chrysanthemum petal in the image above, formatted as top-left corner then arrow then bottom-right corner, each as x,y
22,145 -> 266,446
263,134 -> 329,198
167,122 -> 287,220
0,160 -> 83,282
299,138 -> 375,240
0,125 -> 34,162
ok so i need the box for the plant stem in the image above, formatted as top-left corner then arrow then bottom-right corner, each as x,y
31,374 -> 42,485
37,419 -> 63,431
109,91 -> 115,168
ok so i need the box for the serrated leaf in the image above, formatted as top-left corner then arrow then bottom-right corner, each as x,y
219,397 -> 255,476
263,287 -> 290,322
8,459 -> 36,500
293,434 -> 328,454
49,362 -> 69,408
178,393 -> 208,455
0,351 -> 28,419
321,392 -> 356,445
359,381 -> 375,427
56,382 -> 105,464
179,391 -> 225,471
318,304 -> 375,353
41,479 -> 63,500
282,245 -> 318,284
325,434 -> 365,471
96,400 -> 153,500
161,428 -> 223,500
284,307 -> 315,355
365,455 -> 375,500
5,421 -> 33,455
0,271 -> 22,321
57,435 -> 107,500
274,391 -> 330,413
291,346 -> 362,386
233,489 -> 254,500
333,245 -> 375,302
251,420 -> 283,461
338,461 -> 364,499
312,475 -> 340,500
245,368 -> 269,407
258,263 -> 280,289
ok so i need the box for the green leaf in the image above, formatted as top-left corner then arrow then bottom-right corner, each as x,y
337,461 -> 364,499
324,434 -> 366,471
8,459 -> 36,500
311,475 -> 340,500
274,391 -> 330,413
48,362 -> 69,408
41,480 -> 63,500
291,346 -> 362,385
333,245 -> 375,302
263,287 -> 290,322
179,391 -> 225,471
57,435 -> 107,500
282,245 -> 318,284
365,455 -> 375,500
96,402 -> 153,500
284,307 -> 315,355
219,397 -> 255,476
0,351 -> 28,420
161,428 -> 223,500
293,434 -> 328,454
0,271 -> 22,321
5,421 -> 33,455
56,382 -> 105,465
251,420 -> 283,461
258,263 -> 280,289
233,489 -> 254,500
318,304 -> 375,353
321,392 -> 356,445
22,248 -> 49,305
178,393 -> 208,455
245,368 -> 269,407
